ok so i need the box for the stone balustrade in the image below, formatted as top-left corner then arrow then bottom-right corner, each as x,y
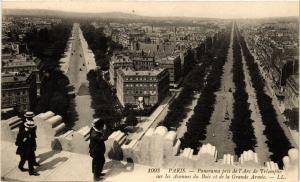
239,150 -> 259,167
1,116 -> 23,142
34,111 -> 66,149
32,111 -> 126,157
1,112 -> 298,176
70,126 -> 91,154
105,130 -> 127,160
281,148 -> 298,180
116,125 -> 298,174
1,108 -> 15,120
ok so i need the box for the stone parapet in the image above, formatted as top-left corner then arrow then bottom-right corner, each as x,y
2,113 -> 297,175
34,111 -> 66,149
118,125 -> 298,174
1,116 -> 23,142
33,111 -> 126,158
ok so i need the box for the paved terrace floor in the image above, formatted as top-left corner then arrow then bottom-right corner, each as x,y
1,141 -> 157,182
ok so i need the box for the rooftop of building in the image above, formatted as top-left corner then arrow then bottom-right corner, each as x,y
1,72 -> 31,84
119,67 -> 165,77
2,54 -> 37,66
111,54 -> 132,64
2,61 -> 37,68
112,50 -> 156,64
138,42 -> 178,58
158,55 -> 179,64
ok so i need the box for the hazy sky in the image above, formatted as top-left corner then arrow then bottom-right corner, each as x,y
3,0 -> 299,19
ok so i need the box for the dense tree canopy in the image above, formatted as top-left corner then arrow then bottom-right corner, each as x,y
87,70 -> 122,133
161,35 -> 217,130
237,23 -> 292,168
23,21 -> 73,126
230,24 -> 256,156
81,24 -> 121,70
180,24 -> 232,152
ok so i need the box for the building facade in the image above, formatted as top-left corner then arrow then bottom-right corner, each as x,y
109,53 -> 133,86
116,67 -> 169,107
2,54 -> 41,97
1,72 -> 37,112
284,75 -> 299,109
132,55 -> 155,71
158,55 -> 181,85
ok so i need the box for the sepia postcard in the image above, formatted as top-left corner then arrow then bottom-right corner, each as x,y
1,0 -> 299,181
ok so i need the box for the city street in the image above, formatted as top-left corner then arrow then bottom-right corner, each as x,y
201,25 -> 236,158
241,49 -> 271,164
67,23 -> 95,130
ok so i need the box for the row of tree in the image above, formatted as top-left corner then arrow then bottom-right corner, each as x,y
180,25 -> 232,152
80,24 -> 121,70
80,24 -> 124,132
230,25 -> 257,156
236,24 -> 292,168
161,35 -> 217,130
23,21 -> 74,127
87,70 -> 122,133
182,49 -> 197,77
24,23 -> 72,68
161,64 -> 208,130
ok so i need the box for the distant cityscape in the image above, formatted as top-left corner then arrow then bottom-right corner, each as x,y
1,8 -> 299,181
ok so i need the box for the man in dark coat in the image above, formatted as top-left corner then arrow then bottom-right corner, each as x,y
15,112 -> 40,176
89,118 -> 107,181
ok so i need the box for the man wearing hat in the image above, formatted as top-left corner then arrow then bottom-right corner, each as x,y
89,118 -> 107,181
15,111 -> 40,176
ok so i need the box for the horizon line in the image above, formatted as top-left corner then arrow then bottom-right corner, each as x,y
3,8 -> 299,20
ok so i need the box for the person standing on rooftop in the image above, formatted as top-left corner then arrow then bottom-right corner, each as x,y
89,118 -> 107,181
15,111 -> 40,176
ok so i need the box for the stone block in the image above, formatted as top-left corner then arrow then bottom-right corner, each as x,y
265,161 -> 279,170
239,150 -> 259,167
283,148 -> 298,171
196,143 -> 218,167
53,130 -> 74,151
140,128 -> 154,165
121,139 -> 138,162
163,131 -> 177,160
151,126 -> 168,167
175,148 -> 195,169
37,111 -> 55,120
1,116 -> 22,142
282,148 -> 298,181
47,115 -> 63,128
105,130 -> 126,160
54,123 -> 66,136
222,154 -> 234,166
70,126 -> 90,154
34,111 -> 65,149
